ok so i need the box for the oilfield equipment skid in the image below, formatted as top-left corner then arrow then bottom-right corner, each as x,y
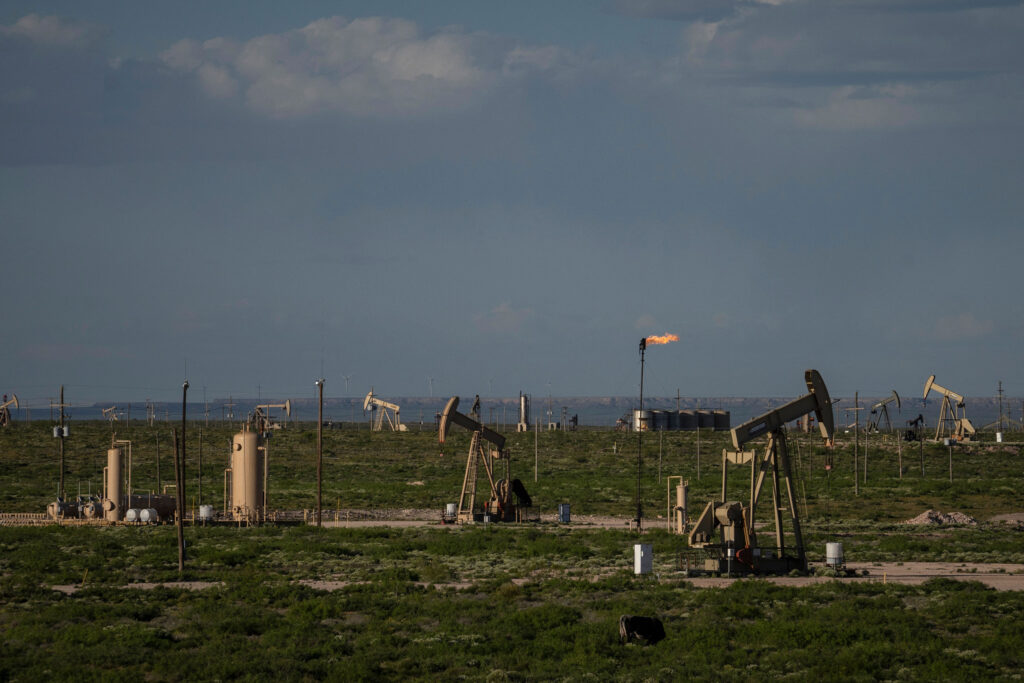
363,389 -> 407,432
0,394 -> 17,427
688,369 -> 834,575
923,375 -> 975,442
866,391 -> 900,433
439,396 -> 532,523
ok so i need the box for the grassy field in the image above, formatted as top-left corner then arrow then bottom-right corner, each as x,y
2,420 -> 1022,521
3,421 -> 1024,680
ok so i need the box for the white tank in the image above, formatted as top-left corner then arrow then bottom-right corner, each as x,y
826,542 -> 844,568
198,504 -> 215,521
139,508 -> 159,523
124,508 -> 140,523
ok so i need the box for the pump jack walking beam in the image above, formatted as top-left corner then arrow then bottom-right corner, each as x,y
689,370 -> 833,573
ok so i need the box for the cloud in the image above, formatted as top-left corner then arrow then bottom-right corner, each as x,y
609,0 -> 766,23
160,16 -> 567,119
0,14 -> 104,49
475,303 -> 534,334
934,312 -> 995,341
663,0 -> 1024,129
19,343 -> 113,362
634,314 -> 658,330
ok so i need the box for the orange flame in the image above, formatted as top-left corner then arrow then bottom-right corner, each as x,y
645,333 -> 679,345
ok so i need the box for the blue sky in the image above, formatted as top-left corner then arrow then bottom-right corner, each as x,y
2,1 -> 1022,406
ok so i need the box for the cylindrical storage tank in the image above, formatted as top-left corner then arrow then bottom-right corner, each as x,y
632,410 -> 652,432
675,483 -> 688,534
558,503 -> 571,523
697,410 -> 714,429
124,508 -> 140,523
666,410 -> 679,431
713,410 -> 730,431
826,542 -> 844,568
140,508 -> 159,523
198,504 -> 215,522
231,431 -> 263,522
678,410 -> 696,430
445,503 -> 457,517
105,447 -> 123,522
651,410 -> 667,431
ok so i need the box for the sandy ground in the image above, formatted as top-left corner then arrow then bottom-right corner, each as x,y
48,562 -> 1024,594
51,581 -> 223,595
319,514 -> 649,528
682,562 -> 1024,590
41,511 -> 1024,593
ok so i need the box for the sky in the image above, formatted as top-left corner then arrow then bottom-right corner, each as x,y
2,0 -> 1023,407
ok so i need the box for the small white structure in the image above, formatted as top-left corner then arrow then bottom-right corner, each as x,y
634,543 -> 653,575
826,542 -> 845,569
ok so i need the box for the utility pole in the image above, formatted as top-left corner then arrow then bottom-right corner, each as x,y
854,392 -> 859,496
172,428 -> 185,573
174,380 -> 189,574
316,378 -> 324,527
155,432 -> 161,492
56,386 -> 67,499
534,417 -> 539,483
181,381 -> 188,515
998,381 -> 1004,435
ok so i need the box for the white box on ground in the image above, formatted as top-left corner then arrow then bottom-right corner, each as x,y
634,543 -> 652,575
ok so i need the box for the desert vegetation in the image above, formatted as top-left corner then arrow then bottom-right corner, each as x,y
3,420 -> 1024,679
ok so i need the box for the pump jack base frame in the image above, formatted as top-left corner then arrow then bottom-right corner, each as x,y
681,546 -> 806,576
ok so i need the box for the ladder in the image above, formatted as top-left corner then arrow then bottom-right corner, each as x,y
458,432 -> 482,523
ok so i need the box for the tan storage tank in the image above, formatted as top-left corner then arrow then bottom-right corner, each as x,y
230,431 -> 263,523
103,447 -> 123,522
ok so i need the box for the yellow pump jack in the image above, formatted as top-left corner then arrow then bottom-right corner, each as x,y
688,370 -> 834,574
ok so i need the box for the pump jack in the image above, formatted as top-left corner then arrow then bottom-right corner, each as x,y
866,391 -> 900,433
0,394 -> 18,428
363,389 -> 407,432
439,396 -> 531,523
688,370 -> 833,574
923,375 -> 975,442
250,400 -> 290,435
